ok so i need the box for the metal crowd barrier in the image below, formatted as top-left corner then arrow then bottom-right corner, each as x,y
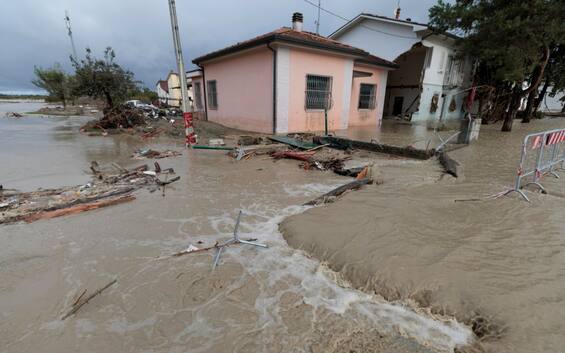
503,128 -> 565,201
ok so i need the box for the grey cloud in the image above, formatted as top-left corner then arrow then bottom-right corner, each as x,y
0,0 -> 438,93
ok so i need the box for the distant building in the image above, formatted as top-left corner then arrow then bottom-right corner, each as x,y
155,80 -> 169,106
192,13 -> 397,134
330,12 -> 473,125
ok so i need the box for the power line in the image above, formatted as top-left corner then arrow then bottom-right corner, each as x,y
302,0 -> 420,40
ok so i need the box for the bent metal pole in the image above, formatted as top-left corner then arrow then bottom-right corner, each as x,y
168,0 -> 196,147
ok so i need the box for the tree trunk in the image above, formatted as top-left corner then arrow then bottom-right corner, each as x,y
502,86 -> 522,132
521,86 -> 538,123
103,90 -> 113,108
534,80 -> 550,112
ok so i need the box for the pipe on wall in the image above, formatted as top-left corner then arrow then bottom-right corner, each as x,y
197,64 -> 209,121
267,43 -> 277,134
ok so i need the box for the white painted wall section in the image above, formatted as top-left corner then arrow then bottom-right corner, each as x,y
333,18 -> 420,61
341,59 -> 354,129
276,47 -> 290,133
376,70 -> 388,126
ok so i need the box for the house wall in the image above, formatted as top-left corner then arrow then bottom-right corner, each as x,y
167,73 -> 181,108
156,84 -> 169,106
191,77 -> 204,112
286,47 -> 350,133
202,47 -> 274,133
334,17 -> 474,124
384,45 -> 427,117
348,64 -> 386,127
333,18 -> 420,61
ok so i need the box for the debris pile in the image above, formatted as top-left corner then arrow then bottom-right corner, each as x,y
132,149 -> 182,160
4,112 -> 23,118
0,161 -> 180,225
82,105 -> 147,132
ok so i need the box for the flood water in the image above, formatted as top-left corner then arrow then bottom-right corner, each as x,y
1,101 -> 472,353
1,100 -> 563,353
282,118 -> 565,353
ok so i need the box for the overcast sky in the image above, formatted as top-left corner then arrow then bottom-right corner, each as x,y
0,0 -> 439,94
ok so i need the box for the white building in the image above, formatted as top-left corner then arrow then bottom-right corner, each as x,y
330,13 -> 473,125
155,79 -> 170,107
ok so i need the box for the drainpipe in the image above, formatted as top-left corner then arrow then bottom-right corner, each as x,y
267,43 -> 277,134
197,64 -> 208,121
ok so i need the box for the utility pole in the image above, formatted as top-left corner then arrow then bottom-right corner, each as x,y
315,0 -> 321,35
64,10 -> 78,60
167,0 -> 196,146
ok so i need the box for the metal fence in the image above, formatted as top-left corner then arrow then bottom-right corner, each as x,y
503,128 -> 565,201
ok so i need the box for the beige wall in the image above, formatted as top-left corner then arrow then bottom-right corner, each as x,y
167,73 -> 181,107
348,64 -> 386,127
287,47 -> 348,133
202,47 -> 274,133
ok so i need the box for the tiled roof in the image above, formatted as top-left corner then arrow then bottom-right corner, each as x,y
193,27 -> 397,69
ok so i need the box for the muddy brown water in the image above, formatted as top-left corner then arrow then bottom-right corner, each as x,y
0,100 -> 563,353
283,119 -> 565,353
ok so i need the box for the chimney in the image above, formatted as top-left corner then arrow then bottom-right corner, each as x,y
395,6 -> 401,20
292,12 -> 303,32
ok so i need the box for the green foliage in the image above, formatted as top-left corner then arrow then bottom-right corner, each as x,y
130,87 -> 158,104
31,64 -> 71,106
429,0 -> 565,129
429,0 -> 564,84
71,47 -> 140,108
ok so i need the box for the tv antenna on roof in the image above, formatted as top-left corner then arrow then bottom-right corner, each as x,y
64,10 -> 78,60
315,0 -> 321,34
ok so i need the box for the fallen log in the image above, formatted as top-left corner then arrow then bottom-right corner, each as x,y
304,178 -> 374,206
314,136 -> 436,160
438,151 -> 459,178
61,279 -> 117,320
23,194 -> 135,223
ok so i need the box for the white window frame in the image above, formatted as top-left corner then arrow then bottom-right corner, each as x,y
194,82 -> 202,110
207,80 -> 218,110
358,83 -> 377,110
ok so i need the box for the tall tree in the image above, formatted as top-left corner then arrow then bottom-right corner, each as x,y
72,47 -> 139,108
429,0 -> 565,131
31,64 -> 71,107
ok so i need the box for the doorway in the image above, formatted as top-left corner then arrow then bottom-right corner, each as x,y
392,96 -> 404,116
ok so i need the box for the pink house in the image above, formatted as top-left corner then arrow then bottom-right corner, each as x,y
192,13 -> 398,134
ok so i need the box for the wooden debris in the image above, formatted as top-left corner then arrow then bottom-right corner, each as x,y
438,151 -> 459,177
356,166 -> 370,180
304,178 -> 375,206
61,279 -> 117,320
314,136 -> 436,160
1,161 -> 179,225
132,149 -> 182,159
5,112 -> 23,118
271,150 -> 317,162
23,195 -> 135,223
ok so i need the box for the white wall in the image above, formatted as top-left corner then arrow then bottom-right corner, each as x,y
334,18 -> 420,61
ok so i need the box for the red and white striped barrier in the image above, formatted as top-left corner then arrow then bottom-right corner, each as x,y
503,128 -> 565,201
183,112 -> 197,147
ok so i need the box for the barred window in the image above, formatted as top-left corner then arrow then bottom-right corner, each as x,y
358,83 -> 376,110
305,74 -> 332,110
194,82 -> 202,110
207,80 -> 218,110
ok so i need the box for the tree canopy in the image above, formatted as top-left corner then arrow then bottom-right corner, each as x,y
31,64 -> 71,106
429,0 -> 565,130
71,47 -> 139,108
